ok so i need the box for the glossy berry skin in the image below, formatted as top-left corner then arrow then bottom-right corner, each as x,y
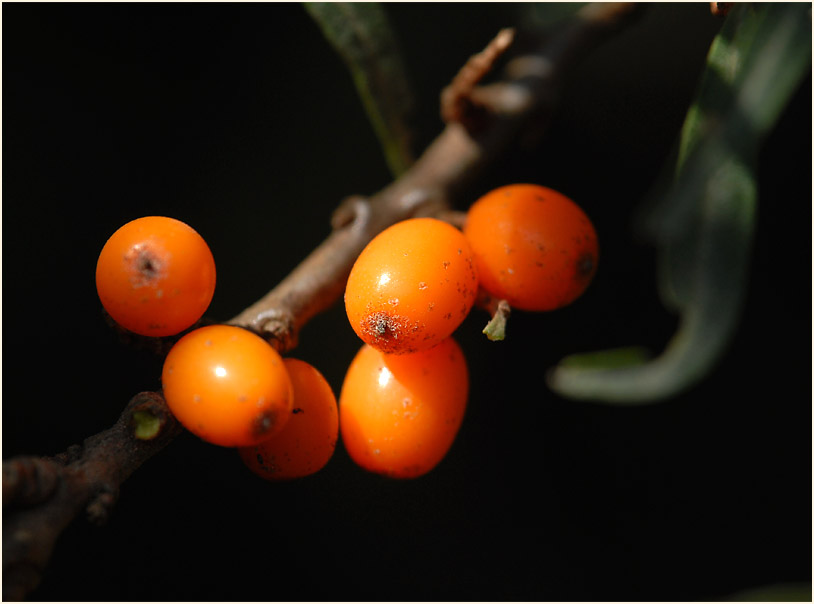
96,216 -> 216,337
339,337 -> 468,479
464,184 -> 599,311
345,218 -> 478,354
161,325 -> 293,448
239,358 -> 339,481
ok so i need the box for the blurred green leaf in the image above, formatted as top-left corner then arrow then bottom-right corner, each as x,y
305,2 -> 415,177
724,581 -> 812,602
556,346 -> 652,371
516,3 -> 589,29
548,3 -> 811,404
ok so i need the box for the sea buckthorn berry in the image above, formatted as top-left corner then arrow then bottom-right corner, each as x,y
339,337 -> 468,479
161,325 -> 292,448
239,358 -> 339,481
463,184 -> 599,311
344,217 -> 478,354
95,216 -> 216,337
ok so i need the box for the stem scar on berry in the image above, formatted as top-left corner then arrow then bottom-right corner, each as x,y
361,311 -> 420,353
126,245 -> 166,287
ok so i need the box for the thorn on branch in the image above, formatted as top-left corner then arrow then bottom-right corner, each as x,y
441,27 -> 516,132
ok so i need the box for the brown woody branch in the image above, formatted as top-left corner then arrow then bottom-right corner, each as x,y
2,4 -> 642,600
3,392 -> 181,601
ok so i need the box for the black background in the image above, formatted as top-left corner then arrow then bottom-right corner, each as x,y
3,3 -> 811,601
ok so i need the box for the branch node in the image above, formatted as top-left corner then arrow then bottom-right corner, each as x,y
53,443 -> 83,466
128,391 -> 180,441
2,457 -> 62,508
86,484 -> 119,526
250,310 -> 298,352
331,195 -> 371,230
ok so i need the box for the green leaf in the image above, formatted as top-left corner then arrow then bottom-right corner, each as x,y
305,2 -> 415,177
548,3 -> 811,404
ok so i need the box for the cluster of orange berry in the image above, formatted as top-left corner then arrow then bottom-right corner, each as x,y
95,184 -> 598,481
95,216 -> 338,480
341,183 -> 598,478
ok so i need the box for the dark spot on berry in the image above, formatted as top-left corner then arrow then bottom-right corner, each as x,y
252,409 -> 279,437
292,408 -> 304,414
577,252 -> 596,278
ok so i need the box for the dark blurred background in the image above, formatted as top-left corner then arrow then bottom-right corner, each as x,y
3,3 -> 811,601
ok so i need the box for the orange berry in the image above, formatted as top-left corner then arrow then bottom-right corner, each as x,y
161,325 -> 292,447
95,216 -> 216,337
339,337 -> 468,479
239,358 -> 338,480
463,184 -> 598,311
344,218 -> 478,354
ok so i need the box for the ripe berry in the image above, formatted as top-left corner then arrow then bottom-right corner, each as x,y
339,337 -> 468,479
344,218 -> 478,354
463,184 -> 598,311
161,325 -> 292,447
95,216 -> 216,337
239,358 -> 339,480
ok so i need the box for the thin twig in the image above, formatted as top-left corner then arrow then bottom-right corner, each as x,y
440,27 -> 516,130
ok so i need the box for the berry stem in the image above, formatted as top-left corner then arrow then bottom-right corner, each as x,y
482,299 -> 512,342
